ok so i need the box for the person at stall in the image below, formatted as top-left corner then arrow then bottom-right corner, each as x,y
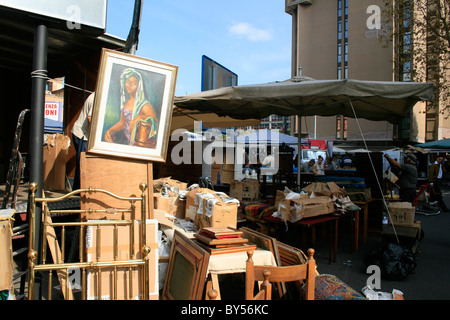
384,153 -> 418,204
341,153 -> 353,168
325,155 -> 338,171
314,155 -> 325,175
302,159 -> 317,174
260,148 -> 276,178
428,155 -> 449,211
293,153 -> 299,168
71,92 -> 95,190
242,150 -> 258,177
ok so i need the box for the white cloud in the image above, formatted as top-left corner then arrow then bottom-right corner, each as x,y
228,22 -> 272,42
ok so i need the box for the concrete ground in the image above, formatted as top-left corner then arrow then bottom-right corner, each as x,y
314,187 -> 450,300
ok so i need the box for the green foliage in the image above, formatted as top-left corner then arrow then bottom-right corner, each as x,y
381,0 -> 450,117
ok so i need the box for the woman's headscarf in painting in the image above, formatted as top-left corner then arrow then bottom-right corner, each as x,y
120,68 -> 150,119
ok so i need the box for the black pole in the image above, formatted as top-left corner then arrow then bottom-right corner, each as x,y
125,0 -> 143,55
29,23 -> 47,299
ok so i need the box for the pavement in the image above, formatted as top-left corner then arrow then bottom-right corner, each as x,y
313,186 -> 450,300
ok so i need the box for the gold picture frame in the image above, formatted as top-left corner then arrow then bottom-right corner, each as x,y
88,48 -> 178,162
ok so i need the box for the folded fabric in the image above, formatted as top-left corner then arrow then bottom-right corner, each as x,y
244,203 -> 274,218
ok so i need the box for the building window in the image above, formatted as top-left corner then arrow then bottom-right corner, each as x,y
337,0 -> 348,139
397,1 -> 413,141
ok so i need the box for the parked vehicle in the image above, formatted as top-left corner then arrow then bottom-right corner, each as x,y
298,139 -> 329,167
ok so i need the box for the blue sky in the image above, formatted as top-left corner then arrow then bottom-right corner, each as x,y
106,0 -> 292,96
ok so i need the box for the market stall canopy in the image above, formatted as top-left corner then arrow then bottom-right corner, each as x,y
332,146 -> 347,154
173,77 -> 435,124
415,138 -> 450,149
347,148 -> 372,153
170,106 -> 260,133
235,129 -> 310,145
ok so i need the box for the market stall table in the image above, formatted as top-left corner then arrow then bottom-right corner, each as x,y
264,214 -> 339,264
204,248 -> 276,300
295,215 -> 339,263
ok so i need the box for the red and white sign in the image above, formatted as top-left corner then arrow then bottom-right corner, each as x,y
45,102 -> 61,121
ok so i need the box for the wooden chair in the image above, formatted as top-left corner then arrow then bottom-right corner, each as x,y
245,248 -> 316,300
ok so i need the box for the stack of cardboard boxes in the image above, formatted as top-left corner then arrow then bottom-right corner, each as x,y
186,188 -> 239,230
154,178 -> 240,230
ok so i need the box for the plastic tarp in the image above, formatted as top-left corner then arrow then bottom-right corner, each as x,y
174,77 -> 435,124
364,243 -> 416,281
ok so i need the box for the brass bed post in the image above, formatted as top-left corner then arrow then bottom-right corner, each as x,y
27,182 -> 38,300
139,183 -> 150,300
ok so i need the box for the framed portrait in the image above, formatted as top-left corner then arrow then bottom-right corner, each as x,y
88,48 -> 178,162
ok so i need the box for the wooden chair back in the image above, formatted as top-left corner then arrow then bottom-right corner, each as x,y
245,248 -> 316,300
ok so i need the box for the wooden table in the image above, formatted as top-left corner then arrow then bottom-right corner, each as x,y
264,214 -> 339,264
353,198 -> 378,245
295,215 -> 339,263
344,208 -> 360,251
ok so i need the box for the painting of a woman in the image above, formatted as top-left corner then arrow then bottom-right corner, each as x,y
103,68 -> 158,148
88,49 -> 178,162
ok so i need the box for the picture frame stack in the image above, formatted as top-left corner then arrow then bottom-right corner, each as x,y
194,227 -> 257,255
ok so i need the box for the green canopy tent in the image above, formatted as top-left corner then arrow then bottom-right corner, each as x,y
415,138 -> 450,149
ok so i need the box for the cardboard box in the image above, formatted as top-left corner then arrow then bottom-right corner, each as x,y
185,188 -> 238,229
43,133 -> 70,191
274,189 -> 308,213
382,224 -> 420,251
229,179 -> 260,201
221,163 -> 235,184
185,188 -> 210,221
85,219 -> 159,300
278,196 -> 335,223
154,193 -> 186,219
302,181 -> 345,198
0,217 -> 13,292
153,177 -> 188,192
388,202 -> 415,225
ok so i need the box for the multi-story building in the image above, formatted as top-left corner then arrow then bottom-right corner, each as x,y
253,115 -> 291,133
285,0 -> 448,146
